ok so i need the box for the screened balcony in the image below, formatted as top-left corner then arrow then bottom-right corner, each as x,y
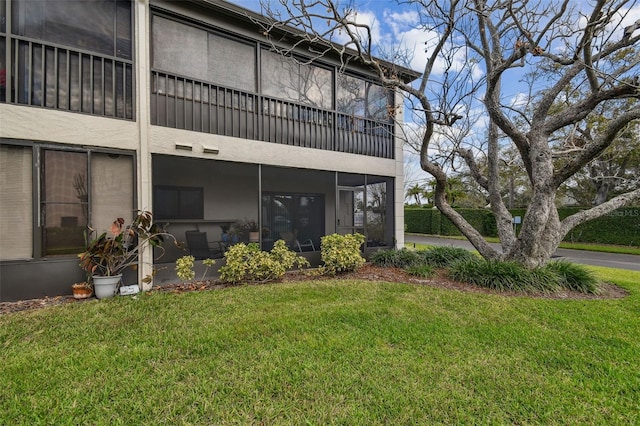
150,71 -> 396,159
4,36 -> 134,119
1,0 -> 134,119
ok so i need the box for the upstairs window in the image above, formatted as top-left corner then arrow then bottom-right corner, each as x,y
261,49 -> 332,109
0,0 -> 6,34
152,15 -> 256,92
11,0 -> 132,60
6,0 -> 134,118
337,73 -> 391,121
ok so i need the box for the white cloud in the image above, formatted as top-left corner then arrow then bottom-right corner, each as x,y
616,5 -> 640,37
382,10 -> 485,80
332,9 -> 383,48
574,3 -> 640,43
510,92 -> 529,108
384,9 -> 420,35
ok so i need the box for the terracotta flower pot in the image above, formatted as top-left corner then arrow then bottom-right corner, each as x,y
71,282 -> 93,299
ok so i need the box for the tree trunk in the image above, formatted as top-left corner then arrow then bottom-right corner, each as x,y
435,193 -> 501,260
504,130 -> 558,268
505,193 -> 559,268
593,181 -> 610,205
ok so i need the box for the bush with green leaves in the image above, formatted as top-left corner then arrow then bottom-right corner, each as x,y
320,233 -> 366,275
419,245 -> 477,268
526,267 -> 564,293
543,260 -> 600,294
405,264 -> 435,278
175,256 -> 216,283
218,240 -> 309,284
448,259 -> 559,293
369,248 -> 422,268
449,258 -> 601,294
404,206 -> 640,246
175,255 -> 196,282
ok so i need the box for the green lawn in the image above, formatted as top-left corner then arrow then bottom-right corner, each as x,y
1,267 -> 639,424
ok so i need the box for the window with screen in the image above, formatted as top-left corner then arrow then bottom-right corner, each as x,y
261,50 -> 332,109
152,15 -> 256,92
154,186 -> 204,220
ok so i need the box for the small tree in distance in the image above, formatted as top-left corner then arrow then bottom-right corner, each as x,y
256,0 -> 640,268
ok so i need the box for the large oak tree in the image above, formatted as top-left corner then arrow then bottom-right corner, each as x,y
257,0 -> 640,267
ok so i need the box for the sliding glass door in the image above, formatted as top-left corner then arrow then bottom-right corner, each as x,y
261,193 -> 324,251
337,173 -> 393,247
337,187 -> 364,236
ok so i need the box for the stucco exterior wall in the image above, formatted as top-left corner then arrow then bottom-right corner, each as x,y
148,126 -> 397,176
0,104 -> 139,149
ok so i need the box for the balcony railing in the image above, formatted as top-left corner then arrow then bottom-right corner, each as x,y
6,36 -> 134,120
150,71 -> 395,159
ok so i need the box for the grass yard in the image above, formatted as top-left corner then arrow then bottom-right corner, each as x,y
1,267 -> 639,424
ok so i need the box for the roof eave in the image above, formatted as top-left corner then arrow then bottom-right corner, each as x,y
184,0 -> 422,83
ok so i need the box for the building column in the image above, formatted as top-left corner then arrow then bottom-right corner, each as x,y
135,0 -> 154,291
394,89 -> 405,249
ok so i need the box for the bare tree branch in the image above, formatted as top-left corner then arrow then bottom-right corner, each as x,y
258,0 -> 640,268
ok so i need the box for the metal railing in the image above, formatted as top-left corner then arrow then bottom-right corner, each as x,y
150,71 -> 395,159
7,36 -> 134,120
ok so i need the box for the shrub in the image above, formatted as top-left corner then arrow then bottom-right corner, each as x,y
320,233 -> 366,275
404,206 -> 640,247
420,245 -> 476,268
175,256 -> 216,283
448,259 -> 560,293
370,248 -> 422,268
404,209 -> 434,234
526,267 -> 563,293
175,255 -> 196,282
544,260 -> 600,294
405,264 -> 435,278
218,240 -> 309,284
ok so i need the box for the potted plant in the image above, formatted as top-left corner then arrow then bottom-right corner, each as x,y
220,223 -> 231,242
78,211 -> 175,299
229,222 -> 241,244
236,219 -> 259,243
247,220 -> 260,243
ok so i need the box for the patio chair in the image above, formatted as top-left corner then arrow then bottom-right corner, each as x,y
280,229 -> 315,252
185,231 -> 225,259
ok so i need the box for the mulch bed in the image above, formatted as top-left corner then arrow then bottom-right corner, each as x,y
0,264 -> 628,316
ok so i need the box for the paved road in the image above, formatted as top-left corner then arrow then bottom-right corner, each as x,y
404,234 -> 640,272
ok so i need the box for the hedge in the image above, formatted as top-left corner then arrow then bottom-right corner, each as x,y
405,207 -> 640,247
405,209 -> 434,234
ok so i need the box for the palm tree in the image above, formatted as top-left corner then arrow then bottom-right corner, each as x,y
405,183 -> 424,206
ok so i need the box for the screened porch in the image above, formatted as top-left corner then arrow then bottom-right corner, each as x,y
151,155 -> 395,282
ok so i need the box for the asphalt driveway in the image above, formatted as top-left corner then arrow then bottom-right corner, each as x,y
404,234 -> 640,272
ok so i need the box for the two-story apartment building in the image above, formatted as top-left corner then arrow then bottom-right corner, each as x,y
0,0 -> 419,302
